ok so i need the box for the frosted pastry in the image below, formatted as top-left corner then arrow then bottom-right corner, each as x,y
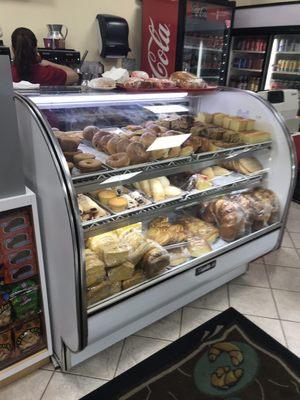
164,186 -> 182,198
150,179 -> 165,202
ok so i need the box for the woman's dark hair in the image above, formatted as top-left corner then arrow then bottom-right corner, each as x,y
11,28 -> 38,81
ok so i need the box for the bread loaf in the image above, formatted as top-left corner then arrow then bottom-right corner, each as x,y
107,261 -> 135,282
140,242 -> 170,277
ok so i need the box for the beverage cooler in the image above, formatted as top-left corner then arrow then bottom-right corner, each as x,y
141,0 -> 235,86
14,88 -> 296,370
227,27 -> 300,92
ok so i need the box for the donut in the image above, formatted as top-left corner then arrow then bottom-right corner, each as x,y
67,162 -> 74,173
64,150 -> 82,162
140,131 -> 157,149
92,131 -> 113,150
83,125 -> 99,141
78,159 -> 102,173
116,138 -> 131,153
73,153 -> 96,164
107,136 -> 121,154
168,147 -> 181,158
98,134 -> 115,152
126,142 -> 150,164
58,136 -> 80,152
106,152 -> 130,168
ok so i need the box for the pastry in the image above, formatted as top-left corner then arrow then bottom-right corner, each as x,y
87,233 -> 119,257
167,224 -> 187,243
246,119 -> 255,131
116,138 -> 131,153
86,281 -> 112,305
223,130 -> 241,143
180,145 -> 194,157
140,180 -> 152,197
168,247 -> 191,266
122,270 -> 145,290
140,242 -> 170,277
107,261 -> 135,282
67,162 -> 74,173
83,126 -> 99,142
150,179 -> 165,201
107,136 -> 121,154
151,149 -> 169,160
140,131 -> 157,149
187,237 -> 212,257
77,159 -> 102,173
78,194 -> 107,221
92,131 -> 113,151
102,244 -> 130,267
106,152 -> 131,168
97,190 -> 116,205
127,191 -> 151,207
213,113 -> 227,127
164,186 -> 182,198
229,118 -> 248,132
189,174 -> 213,191
64,150 -> 82,162
239,131 -> 271,144
73,153 -> 95,164
108,197 -> 128,212
85,249 -> 106,287
200,167 -> 215,180
126,142 -> 150,164
168,146 -> 181,158
196,112 -> 213,124
58,136 -> 80,152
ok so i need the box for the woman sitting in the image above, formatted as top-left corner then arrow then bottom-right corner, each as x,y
11,27 -> 78,86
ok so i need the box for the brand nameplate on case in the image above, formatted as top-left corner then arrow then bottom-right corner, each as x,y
195,260 -> 216,276
146,134 -> 190,151
100,171 -> 142,185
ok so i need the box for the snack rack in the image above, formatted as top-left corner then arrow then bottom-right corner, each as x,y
0,188 -> 52,383
14,88 -> 296,370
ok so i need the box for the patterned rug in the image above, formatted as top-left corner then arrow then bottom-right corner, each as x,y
82,308 -> 300,400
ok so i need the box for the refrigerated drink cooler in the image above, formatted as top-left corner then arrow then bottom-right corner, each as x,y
141,0 -> 235,86
14,88 -> 296,370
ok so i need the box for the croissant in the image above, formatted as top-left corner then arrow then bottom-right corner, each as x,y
211,366 -> 243,389
209,342 -> 244,366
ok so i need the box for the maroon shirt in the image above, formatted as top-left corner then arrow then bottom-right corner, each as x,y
12,64 -> 67,86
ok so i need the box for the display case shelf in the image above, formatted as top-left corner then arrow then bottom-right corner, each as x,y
184,46 -> 223,52
276,51 -> 300,55
232,68 -> 262,73
72,141 -> 272,193
81,171 -> 267,238
233,50 -> 265,54
272,70 -> 300,76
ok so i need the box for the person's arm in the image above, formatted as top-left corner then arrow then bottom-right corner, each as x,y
40,59 -> 79,85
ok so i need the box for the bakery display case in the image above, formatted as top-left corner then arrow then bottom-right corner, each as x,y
14,88 -> 296,370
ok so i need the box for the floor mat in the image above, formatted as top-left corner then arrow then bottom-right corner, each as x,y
82,307 -> 300,399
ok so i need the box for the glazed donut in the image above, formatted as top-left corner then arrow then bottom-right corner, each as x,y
78,159 -> 102,173
73,153 -> 96,164
140,131 -> 157,149
92,131 -> 113,150
83,125 -> 99,141
107,136 -> 121,154
126,142 -> 150,164
64,150 -> 82,162
67,162 -> 74,173
116,138 -> 131,153
98,134 -> 115,152
106,152 -> 130,168
58,136 -> 80,152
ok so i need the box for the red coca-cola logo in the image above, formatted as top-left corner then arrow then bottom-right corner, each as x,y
147,17 -> 170,78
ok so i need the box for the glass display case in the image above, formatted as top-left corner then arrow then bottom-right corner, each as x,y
14,88 -> 296,370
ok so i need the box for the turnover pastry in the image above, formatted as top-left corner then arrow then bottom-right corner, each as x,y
77,194 -> 107,221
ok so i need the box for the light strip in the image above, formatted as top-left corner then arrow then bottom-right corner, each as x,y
30,92 -> 189,107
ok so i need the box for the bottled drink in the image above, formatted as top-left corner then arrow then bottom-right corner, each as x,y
278,39 -> 286,52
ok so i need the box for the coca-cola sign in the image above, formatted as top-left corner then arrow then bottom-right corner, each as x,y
141,0 -> 179,78
147,17 -> 170,78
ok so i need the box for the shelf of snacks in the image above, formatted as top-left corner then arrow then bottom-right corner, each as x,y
14,81 -> 295,370
0,189 -> 51,381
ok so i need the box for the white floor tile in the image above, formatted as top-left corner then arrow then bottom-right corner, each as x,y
41,362 -> 55,371
136,310 -> 181,341
229,284 -> 278,318
281,231 -> 294,248
0,369 -> 52,400
233,263 -> 269,287
290,232 -> 300,249
116,336 -> 169,375
69,341 -> 123,380
187,285 -> 229,311
286,217 -> 300,233
245,315 -> 286,345
181,307 -> 219,336
264,247 -> 300,268
42,372 -> 105,400
273,290 -> 300,322
252,256 -> 265,264
266,265 -> 300,291
281,320 -> 300,357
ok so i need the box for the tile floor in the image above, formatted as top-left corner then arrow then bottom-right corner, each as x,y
1,202 -> 300,400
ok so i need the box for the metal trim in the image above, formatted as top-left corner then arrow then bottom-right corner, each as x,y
14,93 -> 88,351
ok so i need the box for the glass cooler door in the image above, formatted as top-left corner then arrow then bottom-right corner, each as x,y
182,0 -> 233,86
265,34 -> 300,91
227,35 -> 268,91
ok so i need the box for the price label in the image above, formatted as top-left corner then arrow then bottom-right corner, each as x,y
195,260 -> 216,276
146,134 -> 191,151
99,171 -> 142,185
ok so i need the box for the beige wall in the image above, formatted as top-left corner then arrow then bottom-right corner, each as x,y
0,0 -> 142,66
236,0 -> 298,6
